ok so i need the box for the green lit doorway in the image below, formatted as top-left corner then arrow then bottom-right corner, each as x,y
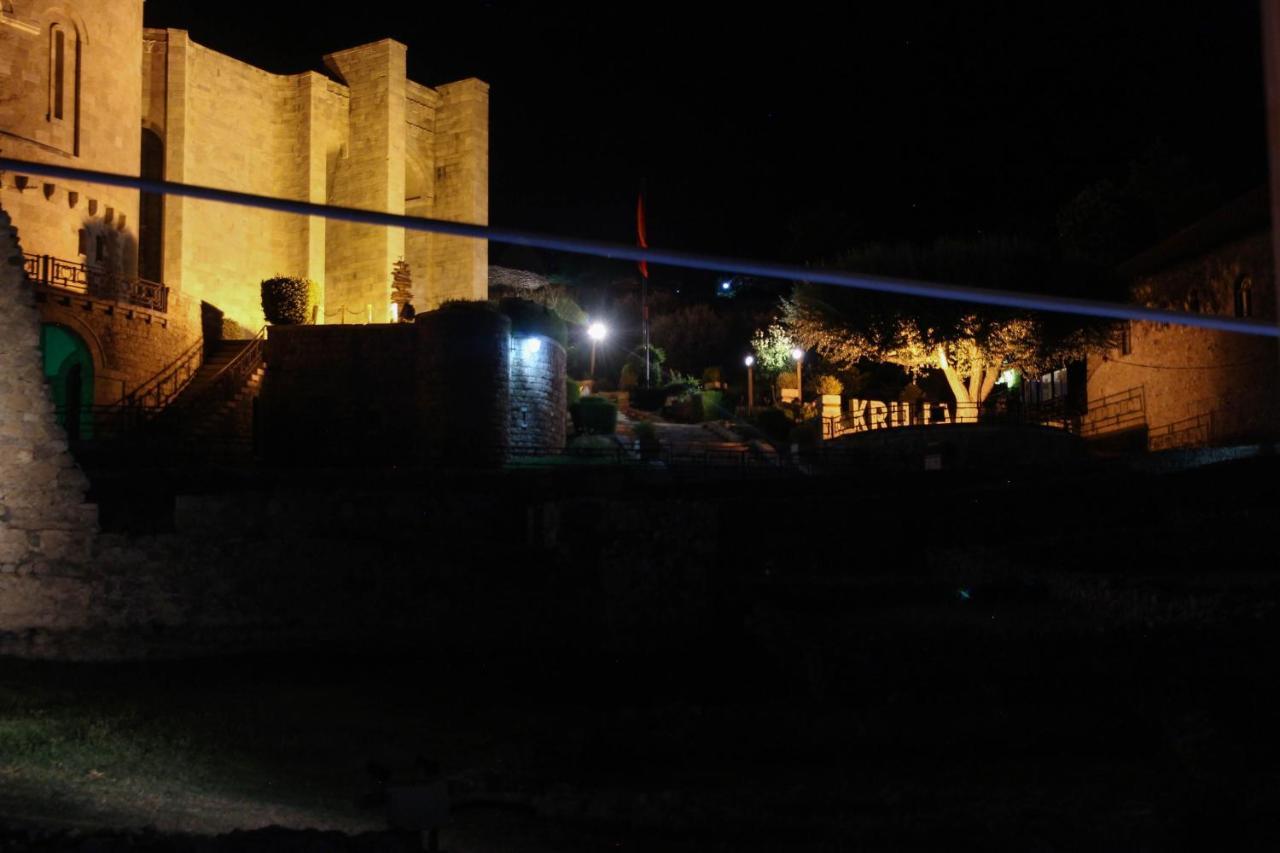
40,324 -> 95,440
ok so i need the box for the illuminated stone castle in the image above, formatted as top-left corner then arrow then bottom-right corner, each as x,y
1,0 -> 488,401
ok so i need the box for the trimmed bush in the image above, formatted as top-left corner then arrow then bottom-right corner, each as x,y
260,276 -> 314,325
566,378 -> 582,407
777,370 -> 799,390
815,374 -> 844,396
499,297 -> 567,348
570,395 -> 617,435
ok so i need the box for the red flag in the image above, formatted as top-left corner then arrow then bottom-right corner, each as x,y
636,193 -> 649,279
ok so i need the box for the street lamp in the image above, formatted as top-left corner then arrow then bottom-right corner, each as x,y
792,348 -> 804,406
744,355 -> 755,415
588,321 -> 607,379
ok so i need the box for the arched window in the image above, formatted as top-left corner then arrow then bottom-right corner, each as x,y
1234,276 -> 1253,319
46,20 -> 80,153
50,24 -> 66,120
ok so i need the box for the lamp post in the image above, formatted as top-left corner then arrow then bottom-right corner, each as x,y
792,348 -> 804,406
588,321 -> 607,379
744,355 -> 755,416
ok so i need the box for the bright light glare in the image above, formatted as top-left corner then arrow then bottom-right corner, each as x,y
588,322 -> 607,341
744,355 -> 755,367
522,337 -> 542,357
791,348 -> 804,361
721,281 -> 731,290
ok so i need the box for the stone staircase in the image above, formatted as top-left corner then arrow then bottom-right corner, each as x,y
154,335 -> 265,461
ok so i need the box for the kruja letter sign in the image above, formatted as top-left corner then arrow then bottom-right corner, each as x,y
843,398 -> 954,432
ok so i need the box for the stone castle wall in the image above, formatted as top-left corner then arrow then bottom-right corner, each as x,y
0,209 -> 99,635
1087,231 -> 1280,443
143,29 -> 489,331
0,0 -> 144,272
509,334 -> 567,450
3,2 -> 488,338
261,305 -> 551,469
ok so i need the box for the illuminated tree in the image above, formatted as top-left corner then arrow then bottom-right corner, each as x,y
781,238 -> 1117,419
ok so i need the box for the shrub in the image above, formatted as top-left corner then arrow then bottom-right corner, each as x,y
777,370 -> 799,390
632,420 -> 660,459
815,374 -> 844,396
620,362 -> 639,391
752,408 -> 793,444
566,379 -> 582,407
630,386 -> 669,411
439,299 -> 500,315
700,390 -> 726,420
260,276 -> 314,325
789,419 -> 821,447
570,395 -> 617,435
499,297 -> 567,348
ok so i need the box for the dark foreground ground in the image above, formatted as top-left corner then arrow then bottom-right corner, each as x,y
2,456 -> 1280,851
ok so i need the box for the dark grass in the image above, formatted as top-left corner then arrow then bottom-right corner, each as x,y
2,457 -> 1280,849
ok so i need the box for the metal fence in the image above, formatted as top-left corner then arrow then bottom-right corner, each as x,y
23,252 -> 169,312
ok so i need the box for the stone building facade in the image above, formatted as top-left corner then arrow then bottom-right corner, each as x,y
1,0 -> 488,407
1084,190 -> 1280,450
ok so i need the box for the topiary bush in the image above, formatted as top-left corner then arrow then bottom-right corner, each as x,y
570,395 -> 617,435
815,374 -> 844,396
260,276 -> 314,325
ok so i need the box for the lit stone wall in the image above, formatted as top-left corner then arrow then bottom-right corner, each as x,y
0,0 -> 143,272
509,335 -> 567,450
0,209 -> 98,635
425,78 -> 490,308
141,30 -> 489,332
1087,232 -> 1280,443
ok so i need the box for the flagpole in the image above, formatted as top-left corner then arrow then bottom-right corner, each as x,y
637,188 -> 652,387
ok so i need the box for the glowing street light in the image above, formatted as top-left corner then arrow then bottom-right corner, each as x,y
744,354 -> 755,415
792,348 -> 805,406
588,321 -> 608,378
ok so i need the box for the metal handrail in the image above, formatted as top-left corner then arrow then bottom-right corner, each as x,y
22,252 -> 170,312
170,327 -> 266,419
123,335 -> 204,409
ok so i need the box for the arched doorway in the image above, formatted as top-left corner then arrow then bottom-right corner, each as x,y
40,324 -> 95,440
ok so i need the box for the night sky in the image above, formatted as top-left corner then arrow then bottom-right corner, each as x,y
143,2 -> 1269,265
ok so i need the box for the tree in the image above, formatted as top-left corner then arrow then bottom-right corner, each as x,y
650,303 -> 729,375
391,258 -> 414,321
781,237 -> 1118,419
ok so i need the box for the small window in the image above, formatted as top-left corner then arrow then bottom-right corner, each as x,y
77,228 -> 87,256
53,28 -> 64,119
1119,321 -> 1132,356
1235,276 -> 1253,319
